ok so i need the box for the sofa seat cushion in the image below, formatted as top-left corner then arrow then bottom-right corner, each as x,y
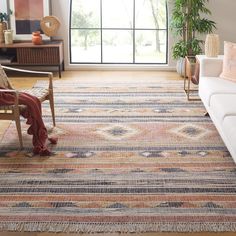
222,116 -> 236,160
210,94 -> 236,122
199,76 -> 236,106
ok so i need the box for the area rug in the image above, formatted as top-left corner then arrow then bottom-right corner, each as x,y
0,78 -> 236,233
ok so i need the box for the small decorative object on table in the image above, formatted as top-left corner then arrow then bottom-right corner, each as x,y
4,29 -> 13,44
0,22 -> 7,43
40,16 -> 61,38
32,31 -> 43,45
205,34 -> 220,57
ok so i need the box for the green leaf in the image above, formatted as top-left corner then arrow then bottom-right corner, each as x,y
170,0 -> 216,59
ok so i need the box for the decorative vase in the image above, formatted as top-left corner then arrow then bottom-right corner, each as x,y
205,34 -> 220,57
4,29 -> 13,44
0,22 -> 7,43
32,31 -> 43,45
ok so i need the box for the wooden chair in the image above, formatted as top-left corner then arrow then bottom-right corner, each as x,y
0,64 -> 56,149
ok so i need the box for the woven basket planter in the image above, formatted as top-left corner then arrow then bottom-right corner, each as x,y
0,22 -> 7,43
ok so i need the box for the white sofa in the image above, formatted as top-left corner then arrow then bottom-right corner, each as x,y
197,55 -> 236,162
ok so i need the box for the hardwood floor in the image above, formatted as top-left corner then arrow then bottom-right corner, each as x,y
0,70 -> 234,236
8,70 -> 182,89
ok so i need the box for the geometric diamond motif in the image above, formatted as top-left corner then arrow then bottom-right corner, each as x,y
170,124 -> 210,140
96,124 -> 139,141
141,151 -> 164,158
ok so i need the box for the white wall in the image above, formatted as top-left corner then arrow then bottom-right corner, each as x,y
207,0 -> 236,54
51,0 -> 70,69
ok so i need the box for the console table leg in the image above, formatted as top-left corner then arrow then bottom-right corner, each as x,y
62,60 -> 65,71
58,65 -> 61,78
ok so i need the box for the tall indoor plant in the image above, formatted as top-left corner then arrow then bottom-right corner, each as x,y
170,0 -> 216,75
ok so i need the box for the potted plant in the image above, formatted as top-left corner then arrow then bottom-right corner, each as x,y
0,11 -> 12,43
170,0 -> 216,76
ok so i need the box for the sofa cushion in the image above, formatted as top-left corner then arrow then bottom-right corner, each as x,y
199,76 -> 236,106
220,41 -> 236,82
222,116 -> 236,160
210,94 -> 236,122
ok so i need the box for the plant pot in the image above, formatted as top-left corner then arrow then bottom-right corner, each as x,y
176,57 -> 185,77
0,22 -> 7,43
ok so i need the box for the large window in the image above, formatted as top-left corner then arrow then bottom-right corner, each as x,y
70,0 -> 168,64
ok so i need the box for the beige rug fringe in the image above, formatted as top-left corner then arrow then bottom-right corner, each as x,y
0,222 -> 236,233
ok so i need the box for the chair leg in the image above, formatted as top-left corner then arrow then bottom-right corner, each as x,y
49,94 -> 56,126
15,116 -> 23,149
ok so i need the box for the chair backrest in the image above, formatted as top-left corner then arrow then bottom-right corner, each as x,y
0,64 -> 12,89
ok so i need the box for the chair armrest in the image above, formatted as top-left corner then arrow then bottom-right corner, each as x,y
0,89 -> 17,93
2,65 -> 54,90
199,58 -> 223,77
2,65 -> 52,76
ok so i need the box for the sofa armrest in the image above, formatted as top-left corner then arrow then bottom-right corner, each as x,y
199,58 -> 223,77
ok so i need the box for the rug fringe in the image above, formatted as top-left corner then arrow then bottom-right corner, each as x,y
1,222 -> 236,233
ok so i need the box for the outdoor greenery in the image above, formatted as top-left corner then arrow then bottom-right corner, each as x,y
0,11 -> 12,23
148,0 -> 166,52
70,0 -> 168,63
170,0 -> 216,59
71,10 -> 98,50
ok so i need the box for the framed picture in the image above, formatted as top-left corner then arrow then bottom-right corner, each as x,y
9,0 -> 51,40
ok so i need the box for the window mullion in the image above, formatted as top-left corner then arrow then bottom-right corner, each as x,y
69,0 -> 168,64
100,0 -> 103,63
133,0 -> 135,63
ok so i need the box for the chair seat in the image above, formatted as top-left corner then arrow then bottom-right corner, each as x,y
0,64 -> 55,149
20,88 -> 49,101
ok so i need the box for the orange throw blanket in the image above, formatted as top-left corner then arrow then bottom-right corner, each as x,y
0,89 -> 57,155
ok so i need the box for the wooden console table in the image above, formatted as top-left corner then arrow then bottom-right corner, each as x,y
0,40 -> 64,78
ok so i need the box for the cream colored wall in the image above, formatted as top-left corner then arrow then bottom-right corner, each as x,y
207,0 -> 236,54
51,0 -> 70,69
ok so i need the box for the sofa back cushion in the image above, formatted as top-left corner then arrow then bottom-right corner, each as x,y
220,41 -> 236,82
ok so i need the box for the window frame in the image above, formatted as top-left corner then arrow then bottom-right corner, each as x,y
69,0 -> 168,65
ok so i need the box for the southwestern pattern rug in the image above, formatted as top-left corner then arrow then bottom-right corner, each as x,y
0,78 -> 236,233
